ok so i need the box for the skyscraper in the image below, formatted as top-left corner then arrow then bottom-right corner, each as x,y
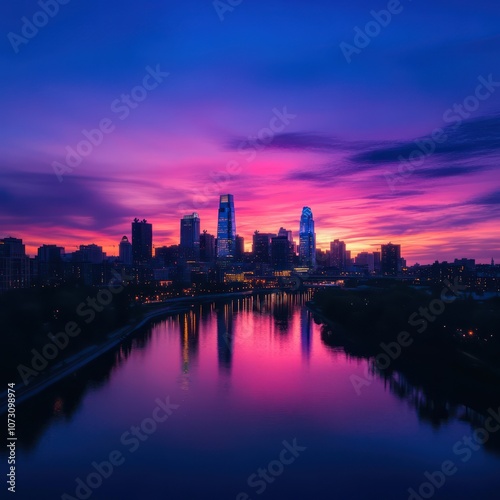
299,207 -> 316,268
200,231 -> 216,262
180,213 -> 200,261
330,239 -> 346,270
119,236 -> 133,265
132,218 -> 153,265
216,194 -> 236,260
253,231 -> 275,263
0,237 -> 30,291
381,243 -> 401,276
271,235 -> 293,270
235,235 -> 245,261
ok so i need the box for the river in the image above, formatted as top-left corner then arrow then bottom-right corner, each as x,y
5,292 -> 500,499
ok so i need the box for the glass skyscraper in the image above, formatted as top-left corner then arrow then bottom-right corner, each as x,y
216,194 -> 236,260
299,207 -> 316,268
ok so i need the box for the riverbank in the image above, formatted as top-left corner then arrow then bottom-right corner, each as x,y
0,289 -> 265,414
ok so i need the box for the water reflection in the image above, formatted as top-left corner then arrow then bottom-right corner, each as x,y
6,291 -> 500,460
300,308 -> 312,361
217,303 -> 234,372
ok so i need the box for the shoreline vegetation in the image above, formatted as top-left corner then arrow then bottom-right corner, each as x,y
0,286 -> 262,413
307,283 -> 500,419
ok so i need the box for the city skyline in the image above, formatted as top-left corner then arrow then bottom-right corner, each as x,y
2,2 -> 499,265
1,194 -> 497,265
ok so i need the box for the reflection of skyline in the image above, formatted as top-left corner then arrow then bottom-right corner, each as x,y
180,310 -> 200,374
300,308 -> 312,361
7,292 -> 500,462
217,303 -> 234,372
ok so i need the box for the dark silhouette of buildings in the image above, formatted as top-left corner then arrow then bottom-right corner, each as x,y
381,243 -> 401,276
132,218 -> 152,265
119,236 -> 133,266
180,213 -> 200,261
0,237 -> 30,291
200,231 -> 216,263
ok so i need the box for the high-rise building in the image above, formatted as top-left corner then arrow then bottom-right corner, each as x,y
355,252 -> 375,272
216,195 -> 236,260
0,237 -> 30,291
278,227 -> 296,254
200,231 -> 216,263
119,236 -> 133,265
132,218 -> 153,265
235,235 -> 245,261
299,207 -> 316,268
73,244 -> 105,264
373,251 -> 381,273
381,243 -> 401,275
253,231 -> 275,263
271,235 -> 293,270
37,244 -> 64,284
329,239 -> 346,270
180,213 -> 200,261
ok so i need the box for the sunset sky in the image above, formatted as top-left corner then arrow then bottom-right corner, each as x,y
1,0 -> 499,263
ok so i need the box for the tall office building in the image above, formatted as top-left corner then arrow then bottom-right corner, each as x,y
235,235 -> 245,261
200,231 -> 216,262
180,213 -> 200,261
119,236 -> 133,265
132,218 -> 153,265
355,252 -> 375,272
271,235 -> 293,270
330,239 -> 347,270
253,231 -> 275,263
0,237 -> 30,291
216,195 -> 236,260
37,244 -> 64,284
299,207 -> 316,268
381,243 -> 401,276
74,244 -> 105,263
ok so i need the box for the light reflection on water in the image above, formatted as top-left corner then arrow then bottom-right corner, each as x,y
7,292 -> 500,499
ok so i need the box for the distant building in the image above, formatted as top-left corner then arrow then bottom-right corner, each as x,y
253,231 -> 274,263
355,252 -> 374,272
0,237 -> 30,291
216,195 -> 236,260
271,235 -> 294,270
235,235 -> 245,261
381,243 -> 401,275
132,218 -> 153,265
37,244 -> 64,284
73,244 -> 105,264
119,236 -> 133,266
180,213 -> 200,261
330,239 -> 346,270
299,207 -> 316,268
200,231 -> 216,263
155,245 -> 180,267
